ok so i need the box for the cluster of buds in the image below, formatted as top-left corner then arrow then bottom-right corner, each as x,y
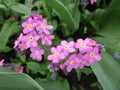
14,14 -> 54,61
48,38 -> 102,72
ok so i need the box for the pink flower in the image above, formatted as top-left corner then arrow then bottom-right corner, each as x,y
18,41 -> 28,51
61,40 -> 76,54
14,33 -> 23,49
48,46 -> 65,63
14,66 -> 24,73
41,34 -> 54,45
86,38 -> 100,48
22,18 -> 37,34
31,14 -> 43,20
63,54 -> 79,72
90,0 -> 96,5
75,38 -> 90,51
22,32 -> 39,48
77,53 -> 91,69
36,19 -> 53,34
0,59 -> 4,66
85,48 -> 101,64
60,64 -> 65,70
30,46 -> 44,61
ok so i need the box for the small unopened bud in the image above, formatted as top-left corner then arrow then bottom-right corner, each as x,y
114,53 -> 120,59
51,73 -> 56,81
99,44 -> 105,53
60,64 -> 65,70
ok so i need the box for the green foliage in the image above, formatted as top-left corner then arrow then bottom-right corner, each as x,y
1,0 -> 120,90
92,52 -> 120,90
0,67 -> 44,90
36,78 -> 70,90
0,20 -> 20,52
45,0 -> 80,36
92,0 -> 120,90
9,2 -> 31,14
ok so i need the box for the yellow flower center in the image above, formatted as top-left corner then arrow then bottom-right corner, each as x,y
29,36 -> 34,41
35,51 -> 39,55
70,60 -> 75,65
90,52 -> 95,57
81,43 -> 86,48
82,60 -> 86,65
64,45 -> 69,50
41,23 -> 46,29
27,24 -> 32,29
54,52 -> 59,57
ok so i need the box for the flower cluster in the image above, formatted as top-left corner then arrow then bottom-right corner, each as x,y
48,38 -> 102,72
14,14 -> 102,72
14,14 -> 54,61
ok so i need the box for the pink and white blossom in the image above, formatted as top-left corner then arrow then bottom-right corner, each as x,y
41,34 -> 54,45
61,40 -> 76,54
22,18 -> 37,34
36,19 -> 53,34
30,46 -> 44,61
48,46 -> 65,63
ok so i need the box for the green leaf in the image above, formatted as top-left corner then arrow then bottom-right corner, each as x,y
45,0 -> 78,36
27,62 -> 41,73
91,52 -> 120,90
81,68 -> 93,75
36,79 -> 70,90
25,0 -> 33,6
0,20 -> 19,52
0,66 -> 13,72
0,46 -> 12,52
92,0 -> 120,90
27,62 -> 48,75
75,69 -> 81,81
96,0 -> 120,39
0,72 -> 44,90
9,2 -> 31,14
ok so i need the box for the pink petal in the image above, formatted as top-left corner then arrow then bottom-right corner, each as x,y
46,25 -> 53,30
41,39 -> 46,45
61,40 -> 67,46
22,22 -> 27,28
69,41 -> 74,47
48,55 -> 53,60
51,47 -> 56,53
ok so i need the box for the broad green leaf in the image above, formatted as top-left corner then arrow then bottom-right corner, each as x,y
91,52 -> 120,90
45,0 -> 78,36
36,79 -> 70,90
92,0 -> 120,90
0,72 -> 44,90
96,0 -> 120,39
9,2 -> 31,14
0,20 -> 19,52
